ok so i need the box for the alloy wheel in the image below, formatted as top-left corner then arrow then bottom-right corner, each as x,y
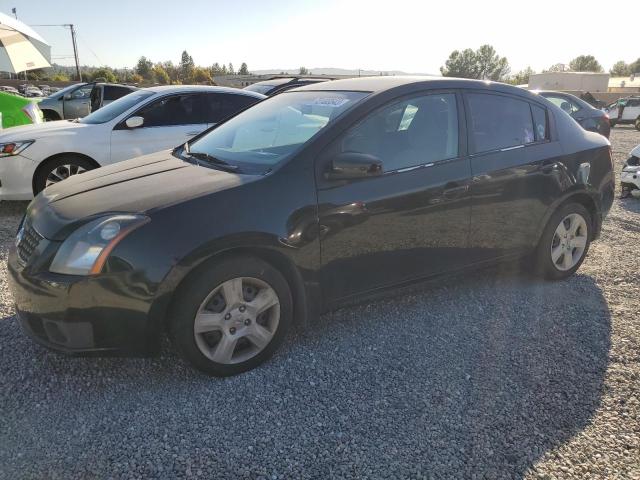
550,213 -> 588,271
45,164 -> 87,187
193,277 -> 280,364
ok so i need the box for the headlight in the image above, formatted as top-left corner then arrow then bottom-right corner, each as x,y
50,215 -> 149,275
0,140 -> 34,157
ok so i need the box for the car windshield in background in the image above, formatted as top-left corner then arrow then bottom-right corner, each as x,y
244,83 -> 276,95
187,90 -> 368,171
79,91 -> 154,124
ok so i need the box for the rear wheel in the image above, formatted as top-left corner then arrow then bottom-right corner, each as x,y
534,203 -> 591,280
33,155 -> 96,194
169,256 -> 292,376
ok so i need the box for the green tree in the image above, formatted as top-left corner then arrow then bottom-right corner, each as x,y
191,67 -> 212,83
238,62 -> 249,75
568,55 -> 603,72
130,73 -> 144,84
545,63 -> 567,72
90,67 -> 117,83
135,56 -> 154,79
210,62 -> 223,75
508,66 -> 535,85
299,66 -> 309,75
475,44 -> 510,80
440,48 -> 479,78
610,61 -> 630,76
52,72 -> 70,82
153,65 -> 170,84
179,50 -> 195,81
227,63 -> 235,75
628,58 -> 640,75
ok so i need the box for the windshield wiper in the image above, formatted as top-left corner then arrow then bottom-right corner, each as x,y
182,150 -> 239,172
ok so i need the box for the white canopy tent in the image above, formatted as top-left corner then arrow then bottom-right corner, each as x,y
0,12 -> 51,73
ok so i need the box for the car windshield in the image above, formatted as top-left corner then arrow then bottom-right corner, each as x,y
46,83 -> 83,99
186,90 -> 368,172
79,91 -> 154,124
244,83 -> 277,95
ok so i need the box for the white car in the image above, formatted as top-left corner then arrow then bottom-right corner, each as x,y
621,143 -> 640,198
604,96 -> 640,130
0,85 -> 265,200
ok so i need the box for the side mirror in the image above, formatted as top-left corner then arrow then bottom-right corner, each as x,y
325,152 -> 383,180
125,116 -> 144,129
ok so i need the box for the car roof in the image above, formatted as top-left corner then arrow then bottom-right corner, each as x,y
141,84 -> 266,99
292,75 -> 541,99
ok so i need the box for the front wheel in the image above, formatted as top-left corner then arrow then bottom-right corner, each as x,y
33,155 -> 96,194
169,257 -> 293,376
534,203 -> 592,280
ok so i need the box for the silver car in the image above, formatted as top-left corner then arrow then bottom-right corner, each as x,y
38,82 -> 138,120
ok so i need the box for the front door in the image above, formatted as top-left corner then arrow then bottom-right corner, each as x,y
317,91 -> 472,301
110,93 -> 209,164
62,84 -> 93,119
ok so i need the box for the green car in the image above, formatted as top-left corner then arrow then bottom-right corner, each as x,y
0,91 -> 43,128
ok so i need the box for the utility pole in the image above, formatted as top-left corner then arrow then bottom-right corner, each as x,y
69,24 -> 81,81
11,8 -> 17,19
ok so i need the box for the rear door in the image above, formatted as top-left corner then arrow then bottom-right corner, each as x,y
317,91 -> 472,300
109,93 -> 209,164
464,91 -> 563,261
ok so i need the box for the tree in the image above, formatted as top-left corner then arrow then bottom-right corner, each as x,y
546,63 -> 567,72
238,62 -> 249,75
568,55 -> 603,73
227,63 -> 235,75
179,50 -> 195,81
509,66 -> 535,85
299,66 -> 309,75
153,65 -> 170,84
90,67 -> 117,83
130,73 -> 143,84
440,45 -> 509,81
135,56 -> 154,79
210,62 -> 224,76
191,67 -> 212,83
52,73 -> 70,82
610,61 -> 630,77
475,44 -> 510,81
628,58 -> 640,75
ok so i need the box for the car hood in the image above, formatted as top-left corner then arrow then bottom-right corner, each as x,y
28,150 -> 249,240
0,119 -> 91,141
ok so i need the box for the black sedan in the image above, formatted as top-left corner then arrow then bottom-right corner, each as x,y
244,76 -> 332,96
536,90 -> 611,138
8,77 -> 615,376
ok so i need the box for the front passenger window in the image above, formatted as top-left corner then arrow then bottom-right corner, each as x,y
340,93 -> 459,172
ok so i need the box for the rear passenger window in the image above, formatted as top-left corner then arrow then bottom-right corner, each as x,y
467,93 -> 535,153
531,104 -> 548,142
202,93 -> 259,124
340,93 -> 459,172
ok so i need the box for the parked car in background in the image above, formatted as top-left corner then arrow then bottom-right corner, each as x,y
536,91 -> 611,138
24,86 -> 43,98
604,96 -> 640,130
38,82 -> 138,121
0,91 -> 42,128
244,76 -> 333,96
621,143 -> 640,198
0,85 -> 265,198
7,77 -> 614,376
0,86 -> 20,95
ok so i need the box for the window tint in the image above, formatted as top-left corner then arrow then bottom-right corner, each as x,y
531,104 -> 548,142
103,86 -> 133,101
340,93 -> 458,172
467,93 -> 535,153
202,93 -> 260,124
136,94 -> 202,127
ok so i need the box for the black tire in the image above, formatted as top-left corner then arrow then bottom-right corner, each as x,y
42,110 -> 60,121
533,203 -> 592,280
169,256 -> 293,376
33,155 -> 96,194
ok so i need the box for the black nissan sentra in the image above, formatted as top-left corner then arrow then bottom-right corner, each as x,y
8,77 -> 614,376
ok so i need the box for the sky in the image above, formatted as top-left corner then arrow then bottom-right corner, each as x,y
2,0 -> 638,75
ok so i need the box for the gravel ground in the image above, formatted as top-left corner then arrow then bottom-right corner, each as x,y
0,127 -> 639,479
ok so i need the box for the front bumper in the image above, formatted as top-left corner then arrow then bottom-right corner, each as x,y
621,170 -> 640,189
0,154 -> 37,200
7,242 -> 161,355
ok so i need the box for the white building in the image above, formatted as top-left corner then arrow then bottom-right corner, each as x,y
528,72 -> 609,92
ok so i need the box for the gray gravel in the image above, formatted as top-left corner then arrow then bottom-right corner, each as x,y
1,128 -> 639,479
